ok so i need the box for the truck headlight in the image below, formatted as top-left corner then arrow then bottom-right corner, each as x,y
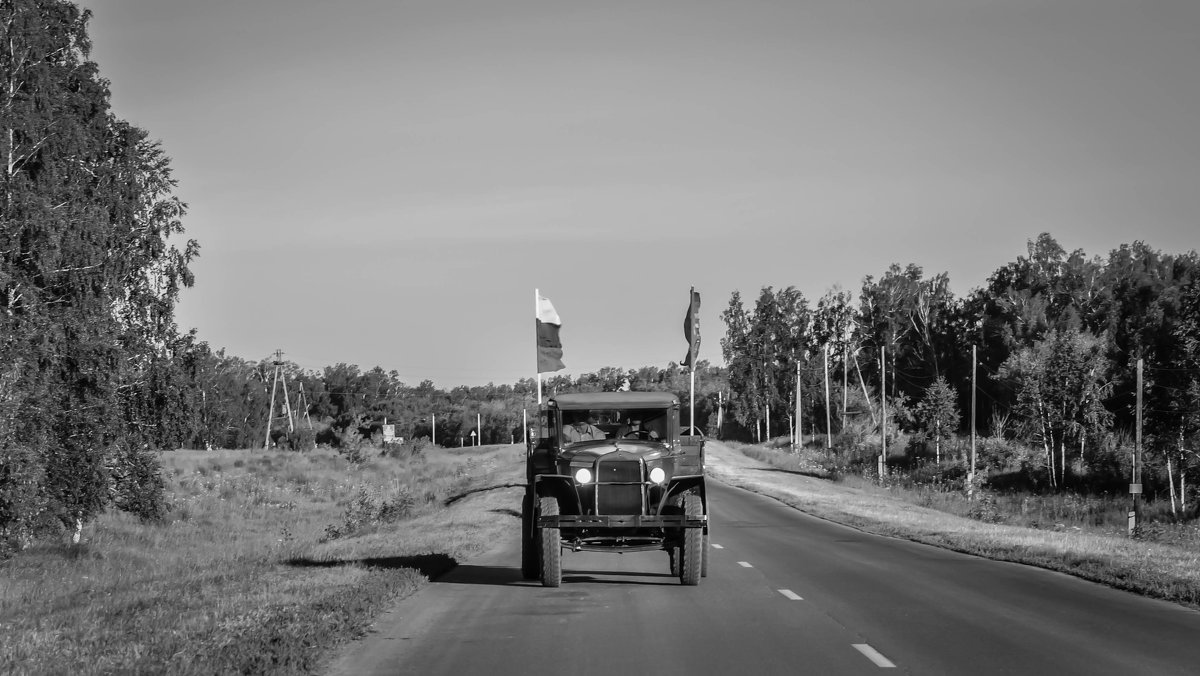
575,468 -> 592,484
649,467 -> 666,484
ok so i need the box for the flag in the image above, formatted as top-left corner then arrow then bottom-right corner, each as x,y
682,287 -> 700,370
536,294 -> 565,373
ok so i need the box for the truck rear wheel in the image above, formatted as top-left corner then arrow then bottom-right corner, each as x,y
680,493 -> 702,586
701,530 -> 710,578
521,493 -> 540,580
539,497 -> 562,587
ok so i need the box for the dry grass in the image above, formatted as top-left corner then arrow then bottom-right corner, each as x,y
707,441 -> 1200,609
0,444 -> 525,675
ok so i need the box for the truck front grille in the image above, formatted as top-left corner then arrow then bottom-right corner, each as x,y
598,459 -> 641,483
595,458 -> 643,514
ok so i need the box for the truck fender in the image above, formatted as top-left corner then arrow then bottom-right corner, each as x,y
533,475 -> 581,515
660,475 -> 706,515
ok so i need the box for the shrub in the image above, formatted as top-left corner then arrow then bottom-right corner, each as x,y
967,491 -> 1003,523
382,436 -> 428,460
285,427 -> 317,452
333,426 -> 367,464
0,443 -> 53,556
106,444 -> 167,523
321,486 -> 416,541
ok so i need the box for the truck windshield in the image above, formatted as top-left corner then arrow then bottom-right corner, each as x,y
560,409 -> 669,444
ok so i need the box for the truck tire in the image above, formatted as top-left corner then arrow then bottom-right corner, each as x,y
701,530 -> 710,578
521,493 -> 540,580
539,497 -> 562,587
669,546 -> 681,576
680,493 -> 701,586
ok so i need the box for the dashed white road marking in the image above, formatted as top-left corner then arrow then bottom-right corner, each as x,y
778,589 -> 803,601
853,644 -> 896,668
711,543 -> 724,549
737,561 -> 753,568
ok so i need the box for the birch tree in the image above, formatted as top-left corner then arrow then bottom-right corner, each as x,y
1,1 -> 196,549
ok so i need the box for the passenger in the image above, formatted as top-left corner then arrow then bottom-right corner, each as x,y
563,414 -> 606,442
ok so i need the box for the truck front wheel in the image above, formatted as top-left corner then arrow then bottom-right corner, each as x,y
539,497 -> 562,587
680,493 -> 702,586
521,493 -> 540,580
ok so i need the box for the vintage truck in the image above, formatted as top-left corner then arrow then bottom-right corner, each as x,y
521,391 -> 708,587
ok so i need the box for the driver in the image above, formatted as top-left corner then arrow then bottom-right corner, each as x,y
621,419 -> 659,441
563,414 -> 606,442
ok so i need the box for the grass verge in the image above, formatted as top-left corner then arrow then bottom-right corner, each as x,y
707,441 -> 1200,609
0,444 -> 525,675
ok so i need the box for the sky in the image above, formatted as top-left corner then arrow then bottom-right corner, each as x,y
76,0 -> 1199,387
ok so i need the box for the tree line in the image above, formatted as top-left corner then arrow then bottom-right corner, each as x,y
160,348 -> 727,451
719,233 -> 1200,499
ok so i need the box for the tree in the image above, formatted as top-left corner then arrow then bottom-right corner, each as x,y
721,291 -> 760,436
997,329 -> 1112,488
720,287 -> 811,441
916,377 -> 960,465
1,1 -> 196,549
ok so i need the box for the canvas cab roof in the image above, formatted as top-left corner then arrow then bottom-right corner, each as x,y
549,392 -> 679,410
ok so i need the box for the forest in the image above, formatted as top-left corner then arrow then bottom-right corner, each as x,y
3,1 -> 1199,555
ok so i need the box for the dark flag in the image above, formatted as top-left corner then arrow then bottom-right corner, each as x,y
536,294 -> 565,373
682,287 -> 700,370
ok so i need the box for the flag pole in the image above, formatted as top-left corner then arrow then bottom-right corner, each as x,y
690,367 -> 696,434
535,288 -> 543,404
688,287 -> 697,434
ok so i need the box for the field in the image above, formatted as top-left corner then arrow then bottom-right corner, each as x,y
0,443 -> 525,675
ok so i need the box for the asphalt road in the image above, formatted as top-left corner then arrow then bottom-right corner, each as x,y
326,480 -> 1200,676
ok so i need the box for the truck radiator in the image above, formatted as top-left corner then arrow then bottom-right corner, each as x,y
595,459 -> 643,515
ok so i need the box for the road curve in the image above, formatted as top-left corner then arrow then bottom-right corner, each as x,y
326,472 -> 1200,675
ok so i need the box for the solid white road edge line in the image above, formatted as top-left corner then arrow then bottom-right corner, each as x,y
737,561 -> 753,567
778,589 -> 803,601
852,644 -> 896,668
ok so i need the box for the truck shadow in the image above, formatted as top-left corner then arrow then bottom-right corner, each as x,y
443,482 -> 526,507
562,572 -> 679,586
750,466 -> 829,480
284,553 -> 457,580
286,557 -> 680,587
437,564 -> 679,587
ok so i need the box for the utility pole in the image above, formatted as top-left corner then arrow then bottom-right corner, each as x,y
296,382 -> 313,430
824,345 -> 832,449
970,344 -> 977,500
842,345 -> 849,432
879,346 -> 887,481
262,349 -> 293,449
477,412 -> 482,446
795,363 -> 802,450
1131,358 -> 1144,534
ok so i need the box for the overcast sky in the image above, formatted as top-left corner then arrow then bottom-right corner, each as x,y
78,0 -> 1199,386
